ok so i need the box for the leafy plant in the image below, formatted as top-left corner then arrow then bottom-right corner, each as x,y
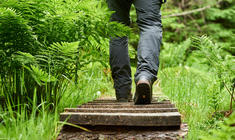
191,35 -> 234,113
200,112 -> 235,140
0,0 -> 130,108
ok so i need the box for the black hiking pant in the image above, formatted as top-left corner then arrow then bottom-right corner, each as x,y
107,0 -> 163,99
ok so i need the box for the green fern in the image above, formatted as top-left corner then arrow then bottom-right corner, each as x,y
24,65 -> 57,86
12,52 -> 37,65
0,0 -> 130,107
191,35 -> 234,111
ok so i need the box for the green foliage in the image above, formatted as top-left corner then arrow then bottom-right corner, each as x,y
0,0 -> 125,139
159,35 -> 234,139
0,0 -> 130,107
201,112 -> 235,140
0,0 -> 130,44
162,0 -> 235,43
0,62 -> 112,140
0,7 -> 39,54
38,42 -> 80,78
159,1 -> 234,136
160,39 -> 191,68
159,66 -> 232,140
0,94 -> 61,140
191,36 -> 234,111
159,0 -> 235,67
191,36 -> 234,81
25,65 -> 57,86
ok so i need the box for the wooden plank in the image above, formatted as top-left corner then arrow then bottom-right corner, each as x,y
77,104 -> 175,108
60,112 -> 181,126
85,101 -> 171,105
64,108 -> 178,113
92,98 -> 169,103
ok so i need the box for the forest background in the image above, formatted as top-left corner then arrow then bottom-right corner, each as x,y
0,0 -> 234,139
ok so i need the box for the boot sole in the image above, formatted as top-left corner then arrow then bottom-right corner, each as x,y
134,83 -> 151,105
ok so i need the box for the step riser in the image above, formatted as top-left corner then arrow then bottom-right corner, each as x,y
60,112 -> 181,126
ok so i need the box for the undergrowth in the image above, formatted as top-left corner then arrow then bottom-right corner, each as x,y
159,66 -> 232,139
159,36 -> 234,140
0,62 -> 111,140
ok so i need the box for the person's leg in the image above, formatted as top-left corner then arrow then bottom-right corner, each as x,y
133,0 -> 162,104
107,0 -> 133,101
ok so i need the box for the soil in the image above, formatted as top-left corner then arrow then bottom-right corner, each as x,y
57,123 -> 188,140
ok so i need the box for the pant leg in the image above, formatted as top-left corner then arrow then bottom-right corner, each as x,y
133,0 -> 162,84
107,0 -> 133,99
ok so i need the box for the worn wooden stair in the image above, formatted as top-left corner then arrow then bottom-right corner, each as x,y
60,99 -> 181,127
58,96 -> 188,140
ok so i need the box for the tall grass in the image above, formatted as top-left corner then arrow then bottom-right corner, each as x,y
0,62 -> 111,140
159,66 -> 231,139
58,62 -> 113,111
159,36 -> 234,139
0,92 -> 61,140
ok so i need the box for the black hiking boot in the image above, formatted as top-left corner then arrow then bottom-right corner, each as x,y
134,77 -> 152,105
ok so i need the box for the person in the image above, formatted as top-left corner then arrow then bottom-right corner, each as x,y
107,0 -> 165,104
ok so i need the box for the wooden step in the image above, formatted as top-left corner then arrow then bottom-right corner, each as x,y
87,100 -> 171,105
64,108 -> 178,113
91,98 -> 169,103
60,112 -> 181,126
77,104 -> 175,108
60,97 -> 181,127
59,95 -> 186,139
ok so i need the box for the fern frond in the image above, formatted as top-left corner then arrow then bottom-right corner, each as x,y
25,65 -> 57,86
12,52 -> 37,65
